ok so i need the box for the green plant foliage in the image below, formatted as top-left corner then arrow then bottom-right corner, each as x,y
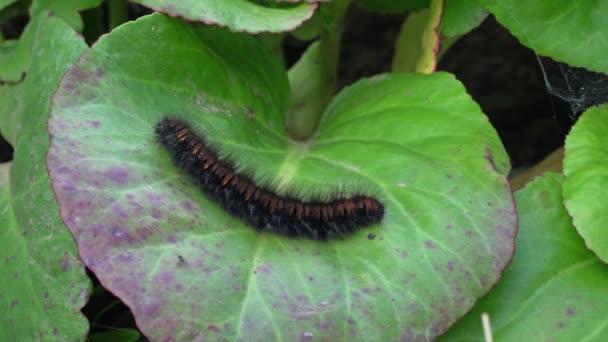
0,0 -> 99,82
439,0 -> 487,38
477,0 -> 608,74
131,0 -> 319,33
46,13 -> 516,340
30,0 -> 102,31
88,329 -> 141,342
563,105 -> 608,262
392,0 -> 442,73
355,0 -> 429,13
0,14 -> 40,83
0,13 -> 90,341
0,0 -> 16,11
440,173 -> 608,341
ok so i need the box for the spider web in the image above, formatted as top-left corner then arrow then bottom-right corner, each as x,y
537,56 -> 608,116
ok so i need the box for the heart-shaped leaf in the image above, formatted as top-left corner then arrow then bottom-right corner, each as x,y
563,104 -> 608,262
0,13 -> 90,341
477,0 -> 608,74
440,172 -> 608,340
131,0 -> 319,33
47,13 -> 516,340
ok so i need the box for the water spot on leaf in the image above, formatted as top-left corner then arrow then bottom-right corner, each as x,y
302,331 -> 314,339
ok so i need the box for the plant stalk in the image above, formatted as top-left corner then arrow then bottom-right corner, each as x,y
285,0 -> 351,141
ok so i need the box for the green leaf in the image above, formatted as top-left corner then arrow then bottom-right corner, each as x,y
89,329 -> 141,342
30,0 -> 102,31
0,84 -> 19,143
47,13 -> 515,340
477,0 -> 608,74
354,0 -> 430,13
0,0 -> 16,11
440,173 -> 608,341
131,0 -> 319,33
563,104 -> 608,262
0,15 -> 40,82
392,0 -> 442,73
0,13 -> 90,341
439,0 -> 487,38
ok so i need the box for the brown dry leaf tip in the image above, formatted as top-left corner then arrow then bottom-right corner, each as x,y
296,205 -> 304,220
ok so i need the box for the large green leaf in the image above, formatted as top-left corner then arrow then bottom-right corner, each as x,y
440,173 -> 608,341
477,0 -> 608,74
563,105 -> 608,262
47,13 -> 515,340
131,0 -> 319,33
0,13 -> 90,341
30,0 -> 102,31
439,0 -> 487,38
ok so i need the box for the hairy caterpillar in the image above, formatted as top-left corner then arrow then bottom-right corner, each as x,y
155,117 -> 384,240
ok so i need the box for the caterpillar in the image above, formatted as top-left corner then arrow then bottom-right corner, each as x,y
154,117 -> 384,240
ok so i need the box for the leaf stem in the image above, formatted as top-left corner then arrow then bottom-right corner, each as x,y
285,0 -> 351,141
